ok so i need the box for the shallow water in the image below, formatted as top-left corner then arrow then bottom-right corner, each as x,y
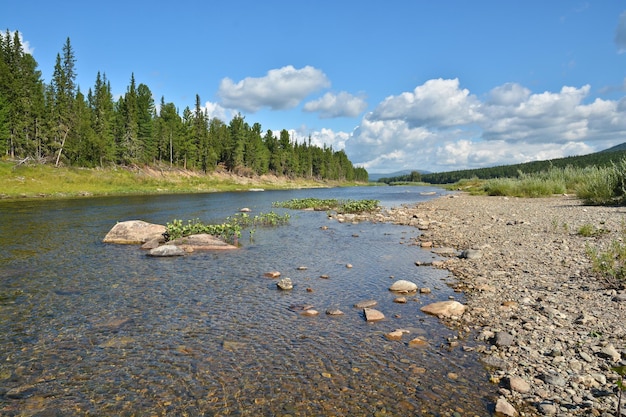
0,186 -> 496,416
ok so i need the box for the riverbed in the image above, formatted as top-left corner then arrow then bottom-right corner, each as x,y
0,186 -> 497,416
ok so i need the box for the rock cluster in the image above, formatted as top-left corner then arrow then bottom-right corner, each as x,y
358,193 -> 626,416
102,220 -> 237,254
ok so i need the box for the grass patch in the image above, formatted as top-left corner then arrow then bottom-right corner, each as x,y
586,231 -> 626,289
0,160 -> 356,200
577,223 -> 610,237
273,198 -> 380,214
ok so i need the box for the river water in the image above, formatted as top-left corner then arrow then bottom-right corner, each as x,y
0,186 -> 496,416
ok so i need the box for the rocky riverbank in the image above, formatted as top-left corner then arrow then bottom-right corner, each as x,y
348,193 -> 626,416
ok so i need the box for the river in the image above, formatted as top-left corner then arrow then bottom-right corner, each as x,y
0,186 -> 496,416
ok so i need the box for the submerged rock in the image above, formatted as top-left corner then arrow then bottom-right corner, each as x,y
147,245 -> 185,257
389,279 -> 418,293
363,308 -> 385,322
354,300 -> 378,308
169,233 -> 237,251
420,301 -> 466,318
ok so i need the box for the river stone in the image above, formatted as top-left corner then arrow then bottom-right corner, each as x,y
385,330 -> 405,341
408,337 -> 429,348
363,308 -> 384,322
264,271 -> 281,278
495,398 -> 518,416
495,331 -> 515,347
389,279 -> 418,293
537,402 -> 557,415
276,278 -> 293,290
420,301 -> 466,318
103,220 -> 166,244
598,344 -> 621,362
541,373 -> 566,387
169,233 -> 237,250
508,376 -> 531,394
460,248 -> 483,259
326,308 -> 344,316
147,245 -> 185,257
354,300 -> 378,308
301,309 -> 319,317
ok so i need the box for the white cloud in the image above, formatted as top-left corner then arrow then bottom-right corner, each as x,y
303,91 -> 367,118
616,11 -> 626,53
202,101 -> 236,122
218,65 -> 330,112
7,31 -> 34,55
342,78 -> 626,173
370,78 -> 482,128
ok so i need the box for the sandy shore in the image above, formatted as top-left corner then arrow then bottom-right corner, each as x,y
357,193 -> 626,416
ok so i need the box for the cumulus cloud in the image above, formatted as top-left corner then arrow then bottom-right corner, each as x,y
616,11 -> 626,53
202,101 -> 237,122
370,78 -> 482,128
303,91 -> 367,118
343,78 -> 626,173
218,65 -> 330,112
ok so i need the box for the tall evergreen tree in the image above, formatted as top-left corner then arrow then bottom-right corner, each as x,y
0,30 -> 44,159
50,37 -> 77,166
118,74 -> 139,163
89,72 -> 115,166
136,83 -> 155,163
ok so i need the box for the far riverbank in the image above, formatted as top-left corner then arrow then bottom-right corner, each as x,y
0,161 -> 370,200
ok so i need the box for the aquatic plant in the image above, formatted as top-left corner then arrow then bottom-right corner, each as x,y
273,198 -> 380,214
164,211 -> 290,245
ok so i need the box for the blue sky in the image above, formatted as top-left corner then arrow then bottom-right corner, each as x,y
4,1 -> 626,173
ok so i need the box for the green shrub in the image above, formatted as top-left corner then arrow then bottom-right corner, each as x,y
586,234 -> 626,289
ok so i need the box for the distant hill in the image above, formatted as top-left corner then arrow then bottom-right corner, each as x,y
600,142 -> 626,153
368,169 -> 430,182
377,142 -> 626,184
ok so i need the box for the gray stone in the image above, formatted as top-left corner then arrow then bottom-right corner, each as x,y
537,401 -> 557,415
460,249 -> 483,259
276,278 -> 293,290
495,331 -> 515,347
598,344 -> 621,362
541,373 -> 566,387
169,233 -> 237,251
354,300 -> 378,308
147,244 -> 185,257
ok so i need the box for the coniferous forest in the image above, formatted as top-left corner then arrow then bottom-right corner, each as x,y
0,32 -> 368,182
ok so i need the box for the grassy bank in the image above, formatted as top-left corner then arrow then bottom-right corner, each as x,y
0,160 -> 364,200
446,160 -> 626,205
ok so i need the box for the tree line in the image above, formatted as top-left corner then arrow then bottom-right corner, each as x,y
377,150 -> 626,184
0,31 -> 368,182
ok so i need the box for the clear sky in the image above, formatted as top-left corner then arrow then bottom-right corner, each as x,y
4,1 -> 626,173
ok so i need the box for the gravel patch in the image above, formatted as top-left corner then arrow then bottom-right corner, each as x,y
351,193 -> 626,416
